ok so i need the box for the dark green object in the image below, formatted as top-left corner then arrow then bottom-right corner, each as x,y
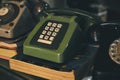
24,13 -> 82,63
23,9 -> 101,63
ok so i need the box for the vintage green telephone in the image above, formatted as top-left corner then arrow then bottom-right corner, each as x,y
23,9 -> 101,63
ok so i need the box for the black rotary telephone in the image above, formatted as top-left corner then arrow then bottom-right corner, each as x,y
93,22 -> 120,80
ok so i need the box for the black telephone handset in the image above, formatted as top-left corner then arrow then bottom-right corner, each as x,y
23,9 -> 101,63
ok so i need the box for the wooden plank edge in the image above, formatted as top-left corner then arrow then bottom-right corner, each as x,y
10,59 -> 75,80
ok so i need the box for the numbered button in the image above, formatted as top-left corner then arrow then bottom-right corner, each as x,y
52,23 -> 57,27
57,24 -> 62,28
39,35 -> 44,39
49,37 -> 54,41
42,30 -> 47,34
45,26 -> 49,30
52,32 -> 57,36
47,22 -> 52,26
55,28 -> 60,32
50,27 -> 54,31
47,31 -> 52,35
44,36 -> 49,40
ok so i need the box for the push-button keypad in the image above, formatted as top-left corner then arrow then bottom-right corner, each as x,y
30,20 -> 68,49
37,21 -> 63,45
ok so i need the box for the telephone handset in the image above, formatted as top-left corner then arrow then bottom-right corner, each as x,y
43,9 -> 101,32
46,9 -> 101,43
23,9 -> 101,63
